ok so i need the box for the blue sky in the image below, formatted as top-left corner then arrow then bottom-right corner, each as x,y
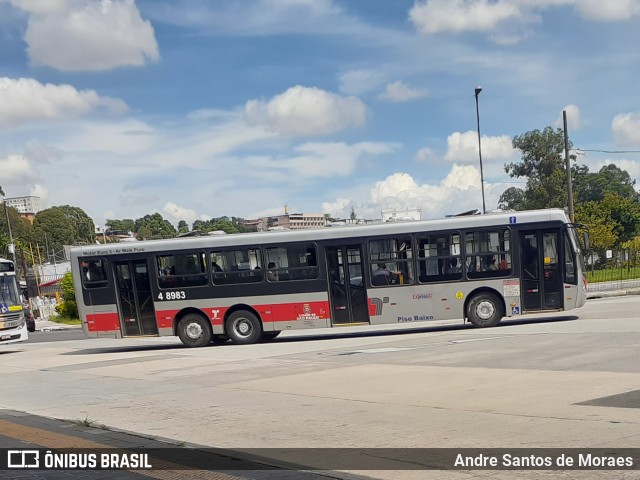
1,0 -> 640,227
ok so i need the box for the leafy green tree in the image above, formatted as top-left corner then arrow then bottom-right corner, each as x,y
54,271 -> 78,319
497,187 -> 527,211
32,206 -> 95,255
106,218 -> 135,233
574,202 -> 617,251
192,216 -> 246,234
134,213 -> 176,239
573,163 -> 638,203
501,127 -> 574,210
177,220 -> 189,234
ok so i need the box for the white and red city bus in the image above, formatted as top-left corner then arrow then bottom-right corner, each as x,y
70,209 -> 587,347
0,257 -> 28,345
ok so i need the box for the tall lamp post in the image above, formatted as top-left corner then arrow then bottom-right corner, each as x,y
474,86 -> 487,214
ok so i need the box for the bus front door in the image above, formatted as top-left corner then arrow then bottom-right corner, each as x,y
114,260 -> 158,336
520,230 -> 562,311
326,246 -> 370,325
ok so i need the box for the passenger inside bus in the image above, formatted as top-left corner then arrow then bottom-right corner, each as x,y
267,262 -> 279,282
446,258 -> 461,274
212,261 -> 223,272
372,263 -> 391,285
485,256 -> 499,271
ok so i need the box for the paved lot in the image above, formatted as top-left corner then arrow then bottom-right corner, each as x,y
1,296 -> 639,479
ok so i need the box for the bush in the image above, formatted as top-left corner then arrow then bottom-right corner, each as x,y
55,271 -> 78,319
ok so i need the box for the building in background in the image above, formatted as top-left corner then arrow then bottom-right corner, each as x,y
244,212 -> 326,232
2,196 -> 42,223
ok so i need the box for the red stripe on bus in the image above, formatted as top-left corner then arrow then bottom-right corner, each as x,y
86,312 -> 119,332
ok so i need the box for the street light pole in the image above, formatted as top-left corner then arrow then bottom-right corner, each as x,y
474,86 -> 487,214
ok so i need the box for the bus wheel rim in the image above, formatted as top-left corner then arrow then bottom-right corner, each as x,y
185,322 -> 203,340
476,300 -> 495,320
235,319 -> 252,337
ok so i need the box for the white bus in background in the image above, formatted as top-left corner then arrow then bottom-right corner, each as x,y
0,258 -> 28,344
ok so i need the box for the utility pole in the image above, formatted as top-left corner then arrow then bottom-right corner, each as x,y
1,187 -> 18,266
563,110 -> 574,222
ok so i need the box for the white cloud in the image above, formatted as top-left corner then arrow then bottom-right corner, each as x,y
0,154 -> 37,183
612,112 -> 640,147
244,85 -> 367,137
0,77 -> 128,127
339,69 -> 388,96
415,147 -> 433,162
409,0 -> 522,35
321,197 -> 352,216
22,0 -> 159,71
29,184 -> 48,206
573,0 -> 640,21
246,141 -> 396,179
325,166 -> 493,220
554,104 -> 581,130
409,0 -> 640,43
378,81 -> 427,102
8,0 -> 69,14
163,202 -> 198,224
445,130 -> 515,163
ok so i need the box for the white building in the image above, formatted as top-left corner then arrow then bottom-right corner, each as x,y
2,196 -> 42,214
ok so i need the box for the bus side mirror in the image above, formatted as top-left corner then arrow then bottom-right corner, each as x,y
583,232 -> 590,251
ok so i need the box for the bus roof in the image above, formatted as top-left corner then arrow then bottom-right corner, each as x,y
71,209 -> 570,257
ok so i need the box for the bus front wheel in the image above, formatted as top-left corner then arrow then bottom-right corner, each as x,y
226,311 -> 262,345
177,314 -> 213,347
468,292 -> 503,328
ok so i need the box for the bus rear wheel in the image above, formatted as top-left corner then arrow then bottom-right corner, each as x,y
226,311 -> 262,345
177,314 -> 213,347
468,292 -> 503,328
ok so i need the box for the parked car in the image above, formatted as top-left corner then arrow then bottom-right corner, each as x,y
24,307 -> 36,333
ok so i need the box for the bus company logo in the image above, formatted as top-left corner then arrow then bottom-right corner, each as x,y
412,293 -> 432,300
7,450 -> 39,468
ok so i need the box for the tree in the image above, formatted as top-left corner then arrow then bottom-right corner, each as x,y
133,213 -> 176,240
191,216 -> 246,234
497,187 -> 527,211
573,163 -> 638,203
106,218 -> 135,233
32,206 -> 95,256
177,220 -> 189,235
501,127 -> 574,210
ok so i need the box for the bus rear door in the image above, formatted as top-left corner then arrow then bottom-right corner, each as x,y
114,260 -> 158,336
520,230 -> 562,311
326,246 -> 370,325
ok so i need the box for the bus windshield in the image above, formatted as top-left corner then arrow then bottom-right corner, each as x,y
0,275 -> 20,309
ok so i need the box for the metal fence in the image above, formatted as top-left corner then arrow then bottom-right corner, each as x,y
585,249 -> 640,292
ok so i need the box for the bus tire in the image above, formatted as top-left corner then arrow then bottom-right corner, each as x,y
261,331 -> 281,342
226,310 -> 262,345
177,314 -> 212,347
468,292 -> 503,328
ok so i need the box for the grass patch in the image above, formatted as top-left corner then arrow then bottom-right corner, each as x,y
73,416 -> 107,429
50,317 -> 82,326
586,268 -> 640,283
